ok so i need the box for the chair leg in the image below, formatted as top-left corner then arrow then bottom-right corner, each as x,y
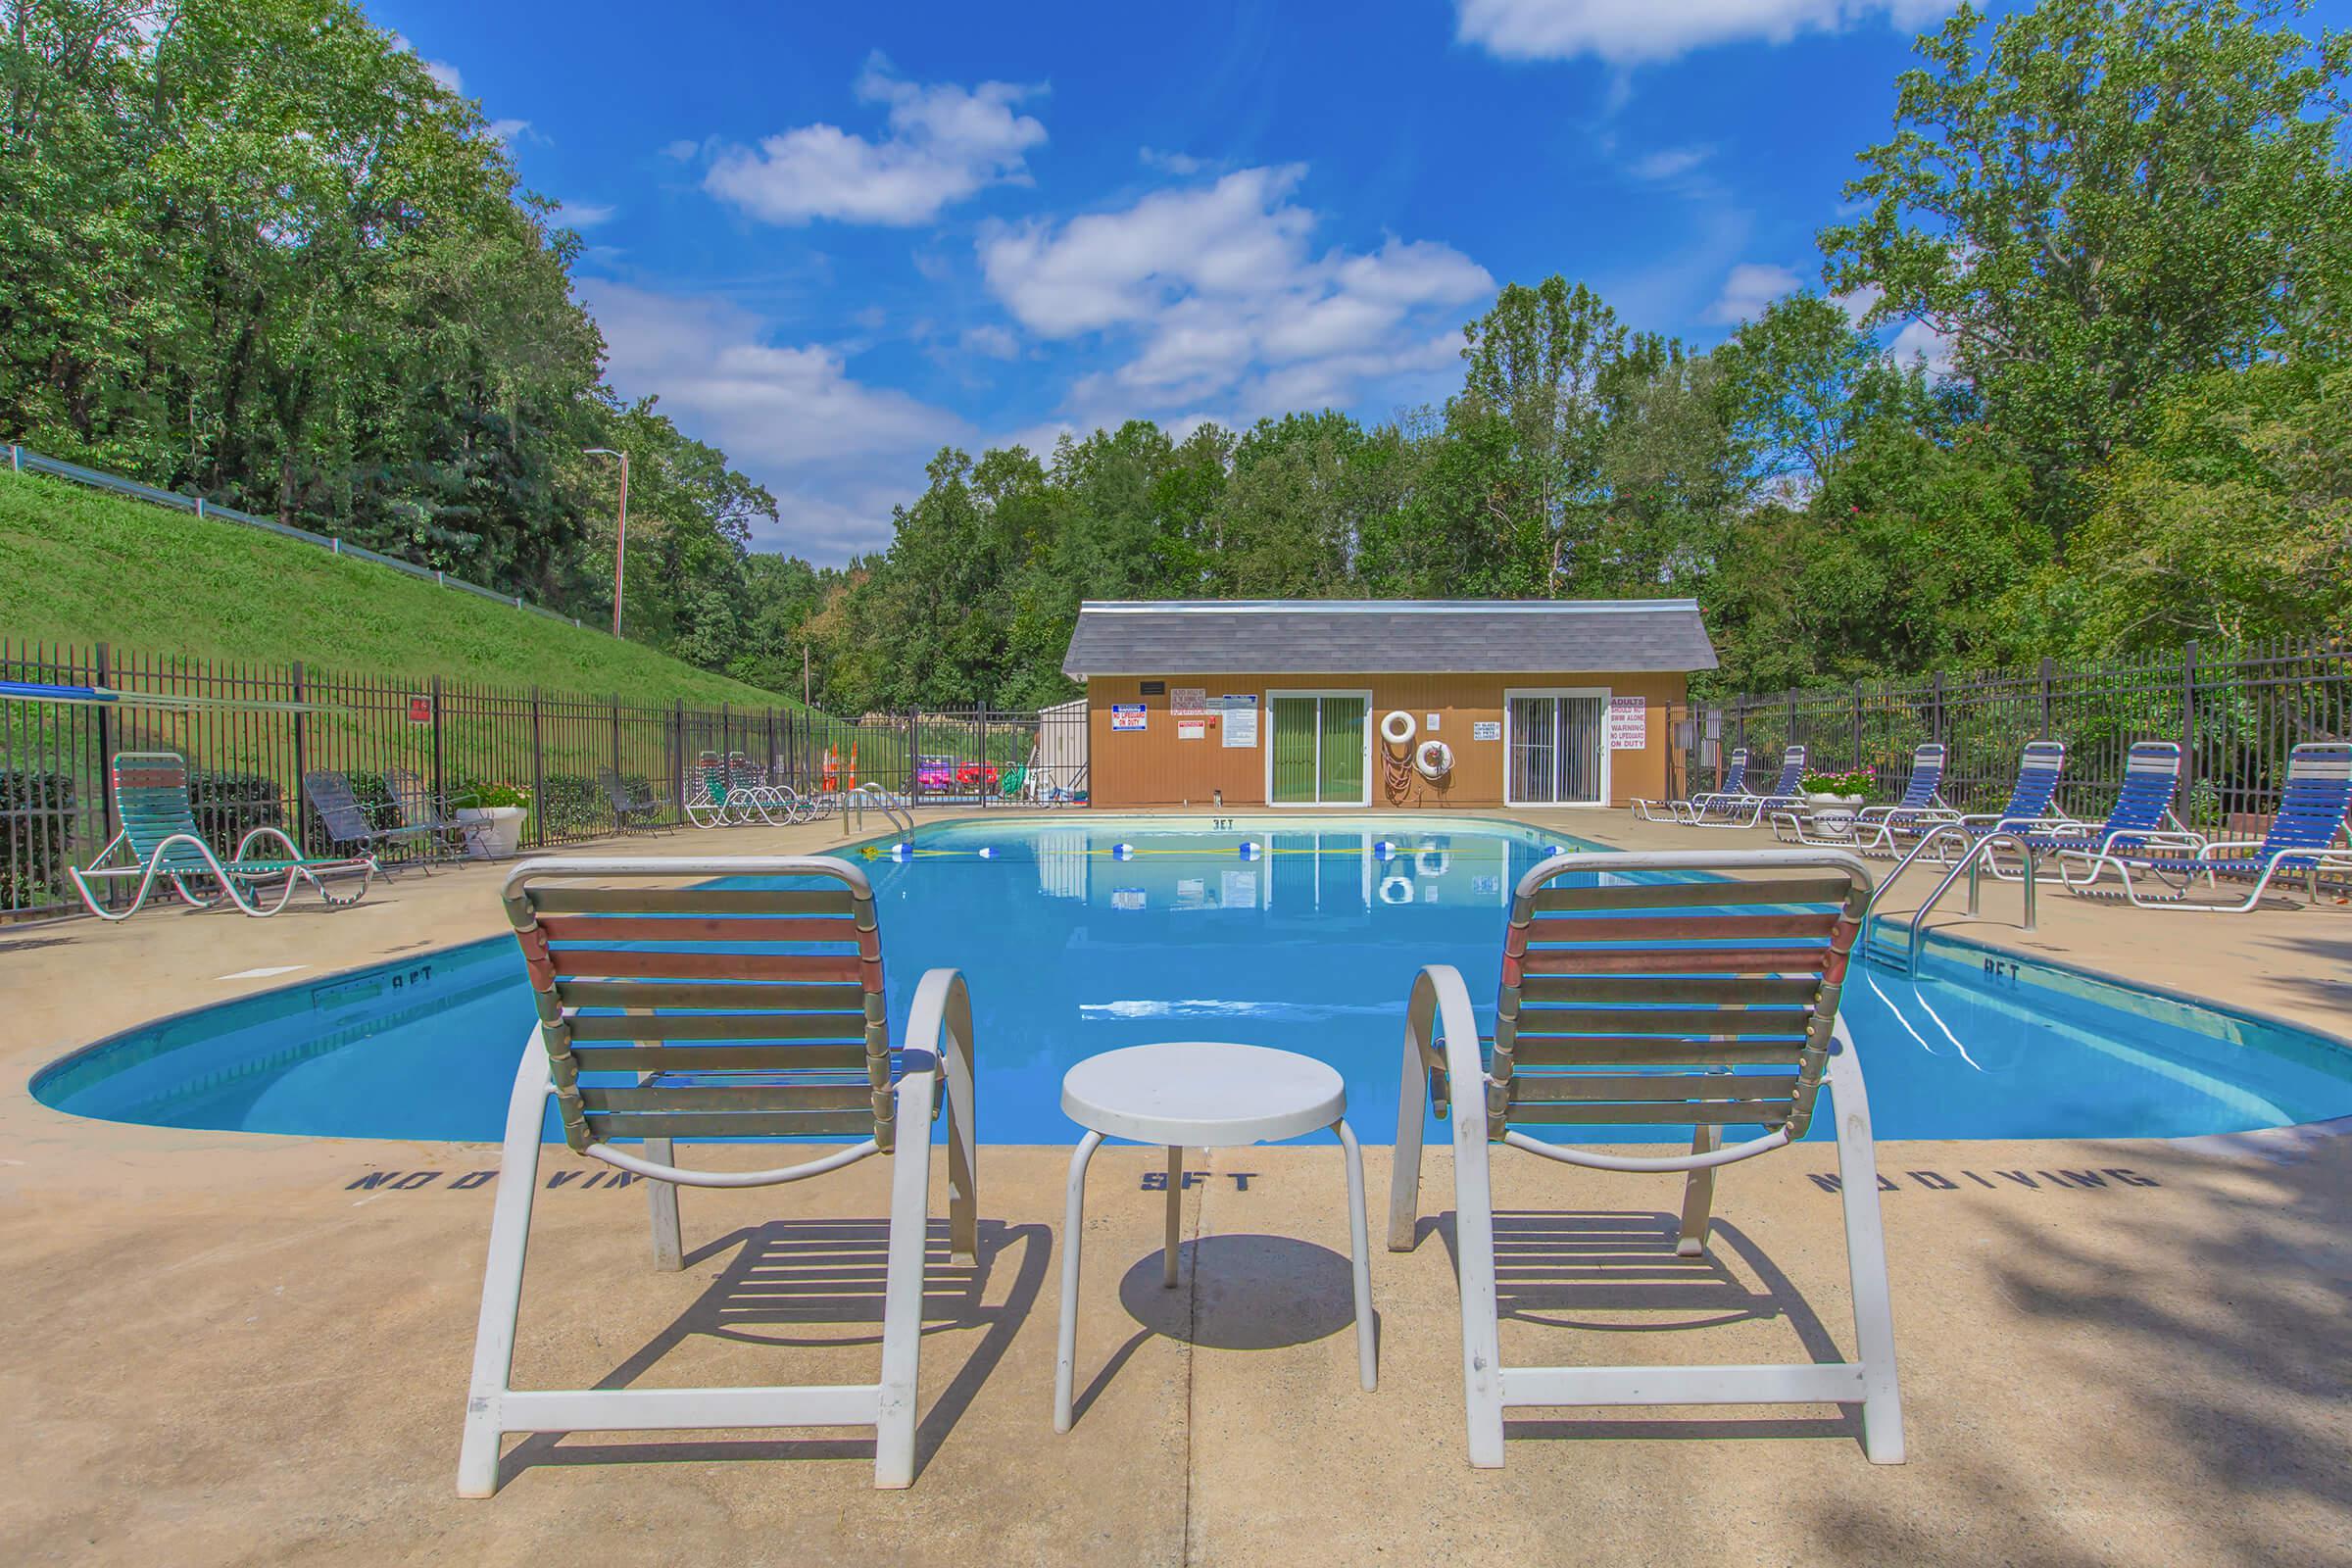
1335,1117 -> 1377,1392
458,1039 -> 553,1497
1054,1130 -> 1104,1434
1826,1031 -> 1906,1464
875,1068 -> 939,1490
643,1137 -> 682,1272
1677,1124 -> 1723,1257
1449,1103 -> 1505,1468
1389,986 -> 1434,1251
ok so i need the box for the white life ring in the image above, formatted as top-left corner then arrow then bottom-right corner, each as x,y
1378,873 -> 1414,906
1415,739 -> 1454,779
1380,709 -> 1417,746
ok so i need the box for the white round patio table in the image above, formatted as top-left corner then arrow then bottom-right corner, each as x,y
1053,1042 -> 1377,1432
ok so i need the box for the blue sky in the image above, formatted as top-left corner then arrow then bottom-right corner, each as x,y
368,1 -> 2136,561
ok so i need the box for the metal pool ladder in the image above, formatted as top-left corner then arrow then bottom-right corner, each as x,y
848,784 -> 914,843
1862,822 -> 2040,976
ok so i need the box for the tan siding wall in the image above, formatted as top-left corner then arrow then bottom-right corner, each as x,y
1085,671 -> 1688,809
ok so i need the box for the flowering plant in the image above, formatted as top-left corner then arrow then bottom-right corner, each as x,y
454,779 -> 532,810
1798,767 -> 1875,797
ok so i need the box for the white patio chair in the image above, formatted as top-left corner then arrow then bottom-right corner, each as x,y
1390,847 -> 1904,1467
457,855 -> 977,1494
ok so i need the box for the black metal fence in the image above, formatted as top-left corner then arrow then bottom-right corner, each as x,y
1684,637 -> 2350,834
0,640 -> 1091,918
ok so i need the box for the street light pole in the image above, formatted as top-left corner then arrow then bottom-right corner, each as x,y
583,447 -> 629,637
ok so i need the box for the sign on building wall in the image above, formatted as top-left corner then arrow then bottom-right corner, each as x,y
1217,694 -> 1258,747
1171,687 -> 1206,715
1177,720 -> 1204,741
1471,719 -> 1500,742
1606,695 -> 1647,750
1111,704 -> 1148,732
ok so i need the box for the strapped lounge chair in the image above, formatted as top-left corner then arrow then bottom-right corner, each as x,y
1390,848 -> 1902,1468
1986,739 -> 2192,885
599,768 -> 672,834
1686,745 -> 1807,828
2063,741 -> 2352,910
459,856 -> 978,1494
1775,743 -> 1951,850
387,766 -> 490,859
71,752 -> 376,921
727,753 -> 800,824
682,752 -> 740,828
1631,747 -> 1747,824
1878,740 -> 2069,863
305,770 -> 440,871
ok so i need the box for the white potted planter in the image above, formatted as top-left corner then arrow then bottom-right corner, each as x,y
1805,792 -> 1866,808
457,805 -> 528,860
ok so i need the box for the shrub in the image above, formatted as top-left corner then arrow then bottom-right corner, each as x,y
0,767 -> 75,911
536,772 -> 605,841
187,768 -> 283,856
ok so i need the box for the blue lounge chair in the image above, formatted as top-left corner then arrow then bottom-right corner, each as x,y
1988,740 -> 2193,884
2066,741 -> 2352,910
1878,740 -> 2068,861
1631,747 -> 1746,823
1776,742 -> 1950,849
1688,745 -> 1807,828
71,752 -> 375,921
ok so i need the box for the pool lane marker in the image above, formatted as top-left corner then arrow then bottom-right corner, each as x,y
218,964 -> 307,981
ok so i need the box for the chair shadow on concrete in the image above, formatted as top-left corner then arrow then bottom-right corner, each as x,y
1065,1233 -> 1371,1423
496,1215 -> 1049,1488
1426,1207 -> 1865,1448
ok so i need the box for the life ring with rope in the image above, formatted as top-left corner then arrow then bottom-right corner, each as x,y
1379,709 -> 1417,746
1415,739 -> 1454,779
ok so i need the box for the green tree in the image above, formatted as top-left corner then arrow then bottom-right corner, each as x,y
1822,0 -> 2352,539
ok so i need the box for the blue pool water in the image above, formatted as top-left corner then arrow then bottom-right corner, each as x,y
31,815 -> 2352,1145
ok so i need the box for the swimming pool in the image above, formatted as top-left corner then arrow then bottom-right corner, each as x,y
31,815 -> 2352,1144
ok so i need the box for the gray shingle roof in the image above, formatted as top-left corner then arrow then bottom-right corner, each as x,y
1061,599 -> 1718,677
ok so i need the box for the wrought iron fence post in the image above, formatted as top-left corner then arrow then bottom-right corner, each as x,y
429,674 -> 445,808
1851,681 -> 1863,771
528,686 -> 546,848
2180,641 -> 2198,803
291,662 -> 310,851
2038,657 -> 2055,737
1931,669 -> 1945,746
94,642 -> 116,846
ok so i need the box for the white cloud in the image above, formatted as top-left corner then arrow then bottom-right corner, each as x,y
1628,144 -> 1711,180
661,138 -> 701,163
704,55 -> 1046,226
1705,261 -> 1803,323
1454,0 -> 1959,66
556,201 -> 616,229
390,33 -> 465,93
580,281 -> 967,560
1140,147 -> 1206,174
978,166 -> 1491,422
960,324 -> 1021,359
486,118 -> 532,145
1889,316 -> 1954,373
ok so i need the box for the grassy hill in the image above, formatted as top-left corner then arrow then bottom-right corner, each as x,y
0,469 -> 788,705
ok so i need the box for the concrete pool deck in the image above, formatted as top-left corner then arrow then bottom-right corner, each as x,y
4,810 -> 2349,1565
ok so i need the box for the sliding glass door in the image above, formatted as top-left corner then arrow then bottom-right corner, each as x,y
1507,690 -> 1606,806
1267,692 -> 1370,806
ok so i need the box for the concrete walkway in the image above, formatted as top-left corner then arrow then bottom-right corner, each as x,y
4,811 -> 2348,1565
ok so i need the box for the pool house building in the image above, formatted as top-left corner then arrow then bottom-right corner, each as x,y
1060,598 -> 1718,810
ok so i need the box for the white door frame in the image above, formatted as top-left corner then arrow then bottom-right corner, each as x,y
1502,686 -> 1612,808
1264,689 -> 1373,808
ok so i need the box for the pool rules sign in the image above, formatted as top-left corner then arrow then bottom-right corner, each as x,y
1606,696 -> 1647,750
